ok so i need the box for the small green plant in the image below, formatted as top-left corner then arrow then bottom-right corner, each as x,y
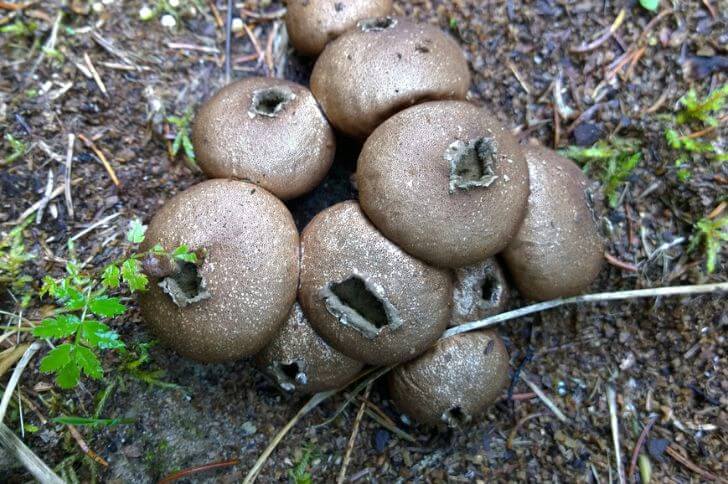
688,216 -> 727,274
639,0 -> 659,11
2,133 -> 28,165
33,220 -> 197,389
119,341 -> 181,389
675,84 -> 728,127
288,446 -> 317,484
167,108 -> 197,168
0,19 -> 38,38
561,137 -> 642,208
0,218 -> 35,307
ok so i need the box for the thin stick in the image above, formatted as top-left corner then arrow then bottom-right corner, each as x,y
83,52 -> 108,97
69,212 -> 121,242
64,133 -> 75,219
665,444 -> 721,481
338,382 -> 372,484
443,283 -> 728,338
607,385 -> 626,484
627,415 -> 657,480
243,390 -> 336,484
520,374 -> 568,423
0,342 -> 40,424
35,170 -> 54,224
159,458 -> 240,483
243,23 -> 265,67
224,0 -> 233,83
77,133 -> 120,187
66,424 -> 108,467
0,423 -> 64,484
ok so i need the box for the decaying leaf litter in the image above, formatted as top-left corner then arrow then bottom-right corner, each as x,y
0,0 -> 726,482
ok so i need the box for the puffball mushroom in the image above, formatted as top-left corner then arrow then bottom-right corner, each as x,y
139,180 -> 299,362
388,330 -> 509,427
191,77 -> 335,200
255,303 -> 364,393
286,0 -> 393,57
450,258 -> 509,326
357,100 -> 530,268
299,201 -> 452,366
311,17 -> 470,139
503,143 -> 604,300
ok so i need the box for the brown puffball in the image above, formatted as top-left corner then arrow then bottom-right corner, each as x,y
503,144 -> 603,300
311,17 -> 470,139
299,201 -> 452,366
191,77 -> 335,200
388,330 -> 509,427
139,180 -> 299,362
450,258 -> 509,326
357,100 -> 530,268
286,0 -> 393,57
256,303 -> 364,393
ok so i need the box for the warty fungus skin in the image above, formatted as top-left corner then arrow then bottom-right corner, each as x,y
139,179 -> 299,362
285,0 -> 393,57
299,201 -> 452,366
357,100 -> 530,268
450,258 -> 510,326
255,303 -> 364,394
388,330 -> 510,428
503,143 -> 604,300
191,77 -> 335,200
310,17 -> 470,139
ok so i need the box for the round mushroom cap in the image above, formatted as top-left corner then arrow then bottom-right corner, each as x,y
286,0 -> 393,57
502,143 -> 603,300
450,258 -> 509,326
139,180 -> 299,362
256,302 -> 364,393
191,77 -> 335,200
388,330 -> 509,427
357,100 -> 530,268
311,17 -> 470,139
299,201 -> 452,366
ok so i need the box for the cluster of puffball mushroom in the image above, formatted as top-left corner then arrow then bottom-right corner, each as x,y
139,2 -> 604,428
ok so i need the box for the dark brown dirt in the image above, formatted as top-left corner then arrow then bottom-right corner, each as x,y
1,0 -> 726,482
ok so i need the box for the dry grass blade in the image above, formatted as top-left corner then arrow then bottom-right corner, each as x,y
665,445 -> 723,482
337,382 -> 372,484
519,374 -> 568,423
0,341 -> 40,423
0,423 -> 64,484
607,385 -> 626,484
243,390 -> 337,484
0,344 -> 30,379
443,283 -> 728,338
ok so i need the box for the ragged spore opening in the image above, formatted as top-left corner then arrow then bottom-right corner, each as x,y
250,86 -> 295,117
358,16 -> 397,32
322,275 -> 402,339
481,275 -> 498,304
159,262 -> 211,308
443,406 -> 470,427
446,137 -> 499,193
271,360 -> 307,391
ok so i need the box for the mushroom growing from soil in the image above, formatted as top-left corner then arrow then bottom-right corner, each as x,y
502,143 -> 604,300
286,0 -> 393,57
299,201 -> 452,366
357,100 -> 530,268
256,302 -> 364,393
310,17 -> 470,139
191,77 -> 335,200
450,258 -> 509,326
139,179 -> 299,362
388,330 -> 510,427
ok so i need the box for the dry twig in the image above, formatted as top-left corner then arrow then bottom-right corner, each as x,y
520,374 -> 568,423
159,458 -> 241,483
627,415 -> 657,480
77,133 -> 120,187
338,382 -> 372,483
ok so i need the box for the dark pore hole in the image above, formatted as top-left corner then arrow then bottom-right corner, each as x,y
159,261 -> 210,307
359,16 -> 397,32
251,86 -> 295,117
330,276 -> 390,329
444,406 -> 468,426
280,362 -> 300,380
481,275 -> 498,303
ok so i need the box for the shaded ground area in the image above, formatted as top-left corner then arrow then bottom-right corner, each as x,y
1,0 -> 726,482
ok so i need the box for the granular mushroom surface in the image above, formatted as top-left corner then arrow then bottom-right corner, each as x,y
139,179 -> 299,362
